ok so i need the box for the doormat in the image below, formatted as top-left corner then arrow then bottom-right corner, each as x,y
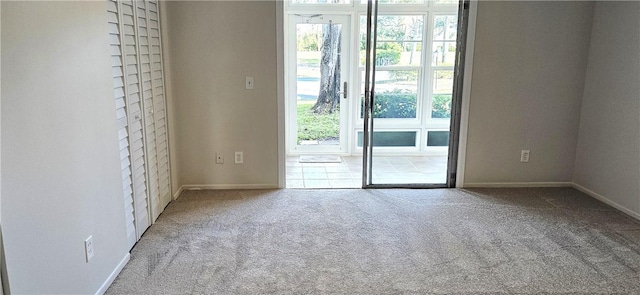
299,155 -> 342,163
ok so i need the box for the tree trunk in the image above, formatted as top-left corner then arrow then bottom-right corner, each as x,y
312,23 -> 341,114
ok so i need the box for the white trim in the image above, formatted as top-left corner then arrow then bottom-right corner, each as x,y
455,0 -> 478,188
463,182 -> 573,188
277,1 -> 286,189
286,14 -> 352,155
573,183 -> 640,221
95,253 -> 130,295
172,185 -> 184,201
181,184 -> 280,190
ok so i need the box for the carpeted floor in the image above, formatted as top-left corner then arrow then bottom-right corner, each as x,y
106,188 -> 640,294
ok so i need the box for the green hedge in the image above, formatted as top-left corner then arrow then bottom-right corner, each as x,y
360,92 -> 453,119
361,90 -> 417,118
432,94 -> 452,119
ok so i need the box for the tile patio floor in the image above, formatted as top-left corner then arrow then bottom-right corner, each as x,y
286,155 -> 448,188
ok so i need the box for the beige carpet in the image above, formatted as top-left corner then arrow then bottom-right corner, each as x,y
107,188 -> 640,294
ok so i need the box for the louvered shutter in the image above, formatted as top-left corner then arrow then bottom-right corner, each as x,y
135,0 -> 161,222
148,0 -> 172,212
108,0 -> 137,249
108,0 -> 171,248
116,0 -> 152,243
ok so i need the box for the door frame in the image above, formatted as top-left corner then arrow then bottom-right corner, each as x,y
277,0 -> 478,188
285,13 -> 353,155
362,0 -> 472,188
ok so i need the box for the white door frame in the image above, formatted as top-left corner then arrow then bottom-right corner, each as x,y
277,0 -> 478,188
285,13 -> 352,155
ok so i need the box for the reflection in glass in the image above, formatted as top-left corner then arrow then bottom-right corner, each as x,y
360,70 -> 419,119
360,15 -> 424,66
361,0 -> 425,4
358,131 -> 417,147
433,0 -> 458,5
292,0 -> 351,4
432,41 -> 456,66
433,70 -> 453,94
427,131 -> 450,147
433,15 -> 457,41
432,94 -> 452,119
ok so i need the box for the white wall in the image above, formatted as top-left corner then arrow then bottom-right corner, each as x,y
0,2 -> 4,292
573,2 -> 640,214
164,1 -> 279,189
463,1 -> 594,185
1,2 -> 129,293
159,1 -> 182,198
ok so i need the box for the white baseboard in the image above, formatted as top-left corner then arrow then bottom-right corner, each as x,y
462,181 -> 640,221
463,182 -> 573,188
96,253 -> 130,295
572,183 -> 640,220
172,184 -> 279,200
172,185 -> 184,201
181,184 -> 280,191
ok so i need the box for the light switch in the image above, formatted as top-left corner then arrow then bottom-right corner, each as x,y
245,77 -> 254,90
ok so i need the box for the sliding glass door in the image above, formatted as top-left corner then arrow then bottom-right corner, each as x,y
361,0 -> 469,188
283,0 -> 468,188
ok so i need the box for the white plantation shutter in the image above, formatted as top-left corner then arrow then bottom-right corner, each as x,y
108,0 -> 137,249
136,0 -> 161,222
123,0 -> 152,240
108,0 -> 171,248
148,0 -> 172,212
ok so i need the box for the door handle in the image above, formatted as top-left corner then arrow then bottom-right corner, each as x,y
342,81 -> 347,99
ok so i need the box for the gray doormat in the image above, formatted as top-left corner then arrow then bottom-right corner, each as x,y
299,155 -> 342,163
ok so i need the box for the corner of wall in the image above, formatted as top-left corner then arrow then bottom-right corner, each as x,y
570,1 -> 596,184
159,0 -> 181,197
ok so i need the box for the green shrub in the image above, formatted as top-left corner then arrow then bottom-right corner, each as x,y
432,95 -> 452,118
375,43 -> 402,66
361,90 -> 417,119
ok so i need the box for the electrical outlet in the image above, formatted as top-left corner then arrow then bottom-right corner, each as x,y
521,150 -> 531,163
216,152 -> 224,164
235,152 -> 243,164
84,236 -> 94,262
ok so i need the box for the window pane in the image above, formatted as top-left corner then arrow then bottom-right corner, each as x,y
431,41 -> 456,66
360,15 -> 424,66
427,131 -> 449,147
433,15 -> 457,41
292,0 -> 351,4
432,0 -> 458,5
433,70 -> 453,94
361,0 -> 425,4
432,94 -> 452,119
361,70 -> 419,119
358,131 -> 417,147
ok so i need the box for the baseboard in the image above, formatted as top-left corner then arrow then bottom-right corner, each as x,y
572,183 -> 640,220
463,182 -> 573,188
182,184 -> 280,190
96,253 -> 130,295
173,185 -> 184,201
461,181 -> 640,221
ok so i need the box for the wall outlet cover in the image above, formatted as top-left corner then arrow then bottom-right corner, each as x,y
85,236 -> 94,262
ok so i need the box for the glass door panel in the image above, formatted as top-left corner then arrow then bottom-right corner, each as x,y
289,15 -> 350,154
362,0 -> 462,187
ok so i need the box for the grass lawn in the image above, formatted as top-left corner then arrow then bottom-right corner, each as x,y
297,101 -> 339,142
